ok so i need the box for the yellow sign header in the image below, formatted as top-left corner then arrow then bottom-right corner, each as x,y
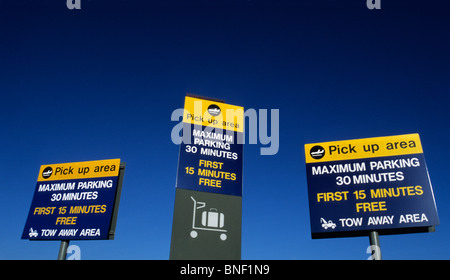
305,134 -> 423,163
182,96 -> 244,132
37,159 -> 121,181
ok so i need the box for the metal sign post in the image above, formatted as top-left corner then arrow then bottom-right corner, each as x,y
368,231 -> 382,260
57,240 -> 70,260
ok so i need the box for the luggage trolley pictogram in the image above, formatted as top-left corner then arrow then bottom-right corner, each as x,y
190,196 -> 227,241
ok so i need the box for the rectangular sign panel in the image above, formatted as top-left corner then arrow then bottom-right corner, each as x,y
305,134 -> 439,239
176,96 -> 244,196
22,159 -> 124,240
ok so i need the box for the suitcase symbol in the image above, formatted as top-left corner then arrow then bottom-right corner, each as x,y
201,208 -> 225,228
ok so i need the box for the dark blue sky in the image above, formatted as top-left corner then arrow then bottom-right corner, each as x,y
1,0 -> 449,259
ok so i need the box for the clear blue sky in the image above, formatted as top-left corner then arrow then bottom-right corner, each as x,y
1,0 -> 449,259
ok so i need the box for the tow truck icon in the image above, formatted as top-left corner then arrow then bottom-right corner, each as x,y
29,228 -> 38,238
320,218 -> 336,230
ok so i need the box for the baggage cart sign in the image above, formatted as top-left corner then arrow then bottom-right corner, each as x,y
176,96 -> 244,196
305,134 -> 439,239
170,189 -> 242,260
22,159 -> 124,240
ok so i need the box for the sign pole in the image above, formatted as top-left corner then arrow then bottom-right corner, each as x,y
57,240 -> 70,260
369,231 -> 382,260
